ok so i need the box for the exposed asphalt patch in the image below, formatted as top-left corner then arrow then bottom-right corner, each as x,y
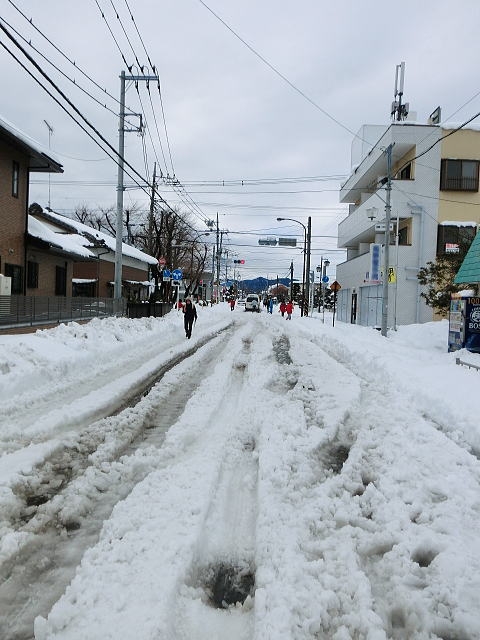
197,562 -> 255,609
273,334 -> 292,365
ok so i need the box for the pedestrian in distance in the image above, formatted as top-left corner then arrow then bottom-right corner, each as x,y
230,298 -> 236,311
279,301 -> 286,317
183,297 -> 197,339
286,300 -> 293,320
268,298 -> 274,314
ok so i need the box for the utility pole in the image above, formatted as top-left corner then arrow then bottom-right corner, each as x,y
215,213 -> 222,304
381,144 -> 393,337
148,162 -> 157,256
115,70 -> 158,301
290,261 -> 294,301
304,216 -> 312,317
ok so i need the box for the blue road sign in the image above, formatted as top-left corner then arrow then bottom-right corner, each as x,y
172,268 -> 183,281
322,275 -> 329,283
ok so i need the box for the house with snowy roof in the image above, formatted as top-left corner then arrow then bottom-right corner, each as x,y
337,114 -> 480,327
0,114 -> 63,295
28,205 -> 157,301
0,113 -> 157,303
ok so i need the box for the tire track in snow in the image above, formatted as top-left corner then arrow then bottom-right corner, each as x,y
0,330 -> 235,640
169,333 -> 258,640
282,331 -> 480,639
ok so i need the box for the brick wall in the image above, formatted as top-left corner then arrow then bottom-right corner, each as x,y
73,260 -> 149,297
26,248 -> 74,297
0,140 -> 29,282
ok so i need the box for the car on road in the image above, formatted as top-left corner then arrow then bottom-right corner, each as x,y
245,294 -> 261,312
237,298 -> 246,306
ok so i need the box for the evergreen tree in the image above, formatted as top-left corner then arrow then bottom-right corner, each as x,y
417,240 -> 474,317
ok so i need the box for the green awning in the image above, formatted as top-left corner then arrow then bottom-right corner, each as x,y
454,232 -> 480,284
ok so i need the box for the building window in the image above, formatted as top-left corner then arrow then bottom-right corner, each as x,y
27,261 -> 39,288
396,162 -> 412,180
55,265 -> 67,296
398,226 -> 409,245
440,159 -> 479,191
4,263 -> 23,294
437,224 -> 476,256
12,161 -> 20,197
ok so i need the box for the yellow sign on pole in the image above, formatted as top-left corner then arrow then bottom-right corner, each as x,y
388,267 -> 396,284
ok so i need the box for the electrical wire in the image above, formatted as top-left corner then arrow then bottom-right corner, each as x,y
0,25 -> 204,238
6,0 -> 138,116
196,0 -> 371,144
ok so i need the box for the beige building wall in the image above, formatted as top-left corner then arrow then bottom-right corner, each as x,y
438,128 -> 480,224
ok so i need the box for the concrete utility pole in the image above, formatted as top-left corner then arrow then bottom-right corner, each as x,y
304,216 -> 312,317
290,261 -> 294,300
115,70 -> 158,301
381,144 -> 393,337
148,162 -> 157,256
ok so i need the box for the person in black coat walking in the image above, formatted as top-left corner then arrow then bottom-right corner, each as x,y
183,298 -> 197,339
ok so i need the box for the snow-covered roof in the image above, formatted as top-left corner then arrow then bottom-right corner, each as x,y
31,207 -> 157,265
439,220 -> 477,227
28,215 -> 95,259
0,114 -> 63,173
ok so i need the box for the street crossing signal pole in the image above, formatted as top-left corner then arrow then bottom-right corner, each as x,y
115,70 -> 158,301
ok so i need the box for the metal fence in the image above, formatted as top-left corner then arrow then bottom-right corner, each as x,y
0,295 -> 126,329
126,302 -> 172,319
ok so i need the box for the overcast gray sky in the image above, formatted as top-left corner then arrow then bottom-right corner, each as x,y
2,0 -> 480,281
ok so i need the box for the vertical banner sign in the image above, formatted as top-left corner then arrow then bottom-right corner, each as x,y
370,244 -> 381,282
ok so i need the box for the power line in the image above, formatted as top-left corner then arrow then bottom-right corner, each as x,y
0,22 -> 205,238
197,0 -> 370,143
6,0 -> 137,116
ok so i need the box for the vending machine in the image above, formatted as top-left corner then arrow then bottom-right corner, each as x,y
448,295 -> 480,353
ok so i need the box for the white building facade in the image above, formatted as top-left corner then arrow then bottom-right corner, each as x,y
336,121 -> 480,327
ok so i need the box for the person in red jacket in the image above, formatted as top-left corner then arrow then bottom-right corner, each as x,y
285,300 -> 293,320
279,301 -> 287,317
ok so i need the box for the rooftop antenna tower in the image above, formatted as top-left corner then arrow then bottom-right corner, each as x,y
391,62 -> 409,121
43,119 -> 54,208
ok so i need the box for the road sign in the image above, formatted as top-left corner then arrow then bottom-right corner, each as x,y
330,281 -> 341,292
278,237 -> 297,247
162,268 -> 171,282
172,268 -> 183,281
322,275 -> 329,284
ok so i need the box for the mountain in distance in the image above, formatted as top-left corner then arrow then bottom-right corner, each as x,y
236,276 -> 291,294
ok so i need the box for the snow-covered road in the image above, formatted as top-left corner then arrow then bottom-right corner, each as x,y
1,306 -> 480,639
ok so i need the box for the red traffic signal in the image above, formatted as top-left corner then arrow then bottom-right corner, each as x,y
234,259 -> 245,264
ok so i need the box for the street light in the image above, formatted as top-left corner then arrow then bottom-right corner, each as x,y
277,217 -> 311,317
316,257 -> 330,321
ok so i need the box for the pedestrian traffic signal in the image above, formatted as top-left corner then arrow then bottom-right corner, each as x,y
233,259 -> 245,264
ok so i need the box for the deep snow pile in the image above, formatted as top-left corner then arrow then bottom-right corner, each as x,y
1,307 -> 480,639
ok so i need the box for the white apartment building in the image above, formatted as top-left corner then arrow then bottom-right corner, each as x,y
336,119 -> 480,327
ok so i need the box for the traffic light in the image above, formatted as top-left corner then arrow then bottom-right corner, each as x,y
233,259 -> 245,264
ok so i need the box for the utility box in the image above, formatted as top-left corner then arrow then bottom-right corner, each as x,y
448,295 -> 480,353
0,274 -> 12,318
0,274 -> 11,295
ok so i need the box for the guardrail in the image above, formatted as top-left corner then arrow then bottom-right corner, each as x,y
455,357 -> 480,371
0,295 -> 125,329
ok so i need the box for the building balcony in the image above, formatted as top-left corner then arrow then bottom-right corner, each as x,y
338,179 -> 421,249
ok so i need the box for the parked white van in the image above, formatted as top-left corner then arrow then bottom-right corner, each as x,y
245,294 -> 261,312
